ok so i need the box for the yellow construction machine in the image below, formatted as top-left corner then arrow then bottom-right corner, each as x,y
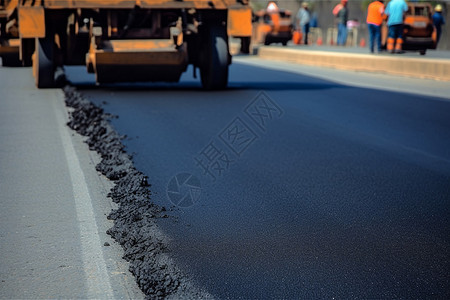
0,0 -> 252,89
252,1 -> 292,46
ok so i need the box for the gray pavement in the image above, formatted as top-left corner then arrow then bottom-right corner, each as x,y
0,66 -> 143,299
284,44 -> 450,59
255,44 -> 450,81
229,37 -> 450,60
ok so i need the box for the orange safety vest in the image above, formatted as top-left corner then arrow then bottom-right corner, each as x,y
366,1 -> 385,26
333,4 -> 343,16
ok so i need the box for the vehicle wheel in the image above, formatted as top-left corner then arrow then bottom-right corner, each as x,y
419,49 -> 426,55
200,24 -> 229,90
282,40 -> 288,46
33,37 -> 55,88
0,53 -> 21,67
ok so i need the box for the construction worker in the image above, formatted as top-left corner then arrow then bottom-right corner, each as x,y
433,4 -> 446,46
333,0 -> 349,46
366,0 -> 385,53
266,1 -> 280,33
296,2 -> 311,45
384,0 -> 408,53
266,1 -> 279,14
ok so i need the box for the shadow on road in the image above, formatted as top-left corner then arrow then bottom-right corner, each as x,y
66,63 -> 345,92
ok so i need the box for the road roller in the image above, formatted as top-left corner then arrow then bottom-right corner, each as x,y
0,0 -> 252,89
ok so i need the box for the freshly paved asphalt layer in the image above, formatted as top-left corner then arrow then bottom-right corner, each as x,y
67,57 -> 450,299
0,66 -> 144,299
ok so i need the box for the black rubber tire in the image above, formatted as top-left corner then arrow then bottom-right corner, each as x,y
200,25 -> 229,90
0,53 -> 21,67
419,49 -> 426,55
34,37 -> 55,88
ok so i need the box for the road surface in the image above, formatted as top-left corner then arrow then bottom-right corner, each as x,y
0,67 -> 144,299
64,56 -> 450,299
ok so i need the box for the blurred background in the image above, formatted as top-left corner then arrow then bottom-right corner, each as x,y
249,0 -> 450,50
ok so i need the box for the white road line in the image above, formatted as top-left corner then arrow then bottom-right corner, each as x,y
52,91 -> 114,299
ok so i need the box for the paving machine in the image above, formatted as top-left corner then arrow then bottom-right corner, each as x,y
252,1 -> 292,46
0,0 -> 252,89
381,2 -> 436,55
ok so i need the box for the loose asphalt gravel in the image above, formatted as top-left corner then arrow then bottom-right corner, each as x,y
63,86 -> 212,299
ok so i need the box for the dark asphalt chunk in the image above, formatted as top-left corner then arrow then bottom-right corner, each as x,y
63,86 -> 212,300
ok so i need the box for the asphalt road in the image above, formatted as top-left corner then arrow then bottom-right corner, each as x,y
67,57 -> 450,299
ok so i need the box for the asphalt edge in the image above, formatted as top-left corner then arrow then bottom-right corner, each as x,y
62,85 -> 214,300
258,46 -> 450,81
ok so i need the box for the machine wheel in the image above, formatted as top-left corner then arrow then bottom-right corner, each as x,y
0,53 -> 21,67
200,25 -> 229,90
33,37 -> 55,88
0,39 -> 21,66
419,49 -> 426,55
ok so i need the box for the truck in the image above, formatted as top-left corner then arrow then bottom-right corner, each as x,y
0,0 -> 252,89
